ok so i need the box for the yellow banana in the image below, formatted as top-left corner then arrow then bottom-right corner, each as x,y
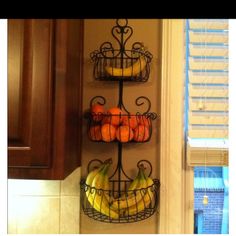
111,165 -> 147,211
85,164 -> 104,199
87,161 -> 119,219
105,56 -> 146,77
123,169 -> 155,216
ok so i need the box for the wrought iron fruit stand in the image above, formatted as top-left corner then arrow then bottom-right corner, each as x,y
80,19 -> 160,223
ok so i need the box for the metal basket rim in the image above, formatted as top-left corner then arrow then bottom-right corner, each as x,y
91,49 -> 152,60
86,112 -> 159,119
80,178 -> 160,193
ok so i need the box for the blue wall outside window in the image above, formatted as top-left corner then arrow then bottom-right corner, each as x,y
194,167 -> 229,234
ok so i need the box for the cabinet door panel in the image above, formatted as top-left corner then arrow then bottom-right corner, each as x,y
8,19 -> 54,168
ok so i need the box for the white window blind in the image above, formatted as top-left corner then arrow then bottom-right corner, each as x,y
186,19 -> 228,166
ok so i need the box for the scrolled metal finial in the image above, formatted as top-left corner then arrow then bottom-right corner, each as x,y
116,19 -> 128,27
90,96 -> 106,108
111,19 -> 133,52
137,160 -> 153,177
135,96 -> 151,114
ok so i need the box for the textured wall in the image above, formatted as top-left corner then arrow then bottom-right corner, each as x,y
194,190 -> 224,234
8,167 -> 81,234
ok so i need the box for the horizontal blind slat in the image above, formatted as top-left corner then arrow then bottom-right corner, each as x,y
189,112 -> 228,125
189,31 -> 228,43
189,99 -> 228,111
189,71 -> 228,84
189,44 -> 228,57
188,126 -> 228,138
189,20 -> 228,30
189,57 -> 228,70
189,85 -> 228,98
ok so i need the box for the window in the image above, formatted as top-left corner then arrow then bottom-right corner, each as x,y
160,19 -> 229,234
185,19 -> 229,234
185,19 -> 228,166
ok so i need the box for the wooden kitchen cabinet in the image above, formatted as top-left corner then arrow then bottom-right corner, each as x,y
8,19 -> 84,179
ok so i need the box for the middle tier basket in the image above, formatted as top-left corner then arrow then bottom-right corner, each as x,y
86,96 -> 158,143
87,112 -> 157,143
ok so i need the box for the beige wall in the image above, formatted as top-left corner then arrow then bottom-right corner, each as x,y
8,167 -> 81,234
81,19 -> 162,234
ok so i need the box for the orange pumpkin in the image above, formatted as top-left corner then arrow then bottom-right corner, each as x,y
133,125 -> 150,142
122,114 -> 138,129
101,123 -> 117,142
138,115 -> 151,127
116,125 -> 134,143
102,107 -> 123,126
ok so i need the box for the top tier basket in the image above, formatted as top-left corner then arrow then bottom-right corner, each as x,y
90,19 -> 153,82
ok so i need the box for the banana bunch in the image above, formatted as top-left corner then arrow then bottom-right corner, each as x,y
105,56 -> 146,77
84,160 -> 155,219
111,164 -> 155,216
85,159 -> 119,219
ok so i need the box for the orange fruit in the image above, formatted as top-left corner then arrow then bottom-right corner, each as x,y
133,125 -> 150,142
89,125 -> 102,141
116,125 -> 134,143
101,112 -> 112,125
101,123 -> 117,142
91,104 -> 105,122
122,114 -> 138,129
138,115 -> 151,127
103,107 -> 123,126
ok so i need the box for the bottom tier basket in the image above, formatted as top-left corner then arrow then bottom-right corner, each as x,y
80,178 -> 160,223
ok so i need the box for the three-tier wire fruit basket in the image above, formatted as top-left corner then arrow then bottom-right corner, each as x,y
80,19 -> 160,223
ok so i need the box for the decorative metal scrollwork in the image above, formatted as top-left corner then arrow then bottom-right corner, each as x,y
81,19 -> 160,224
89,96 -> 106,107
137,159 -> 153,177
111,19 -> 133,56
90,19 -> 153,82
99,42 -> 115,58
135,96 -> 151,114
87,158 -> 103,173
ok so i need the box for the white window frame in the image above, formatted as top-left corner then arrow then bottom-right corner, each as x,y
159,19 -> 194,234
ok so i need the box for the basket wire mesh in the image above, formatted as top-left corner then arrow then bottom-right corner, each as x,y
80,177 -> 160,223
